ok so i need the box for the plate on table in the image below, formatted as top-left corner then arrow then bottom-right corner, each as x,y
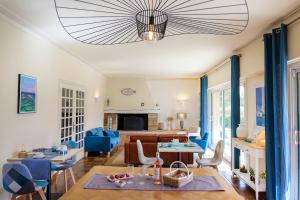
32,153 -> 45,159
106,173 -> 134,182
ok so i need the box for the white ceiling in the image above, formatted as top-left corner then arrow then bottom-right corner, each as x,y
0,0 -> 299,78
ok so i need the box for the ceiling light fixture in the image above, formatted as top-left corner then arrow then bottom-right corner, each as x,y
136,10 -> 168,42
54,0 -> 249,45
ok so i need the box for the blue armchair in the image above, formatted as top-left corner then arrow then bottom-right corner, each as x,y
84,127 -> 120,157
189,132 -> 209,152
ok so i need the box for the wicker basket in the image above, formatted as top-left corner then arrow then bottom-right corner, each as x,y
163,161 -> 193,187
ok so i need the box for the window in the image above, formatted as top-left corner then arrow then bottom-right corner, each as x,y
208,82 -> 246,161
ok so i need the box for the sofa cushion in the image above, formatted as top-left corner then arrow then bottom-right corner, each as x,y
130,135 -> 158,143
105,130 -> 116,137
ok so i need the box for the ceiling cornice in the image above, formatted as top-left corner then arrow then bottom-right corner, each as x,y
0,4 -> 107,78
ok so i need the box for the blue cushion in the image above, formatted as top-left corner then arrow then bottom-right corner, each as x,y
105,131 -> 116,137
34,180 -> 49,188
90,129 -> 98,135
95,128 -> 104,137
96,127 -> 103,132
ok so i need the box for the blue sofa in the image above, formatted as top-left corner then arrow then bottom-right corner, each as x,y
189,132 -> 209,152
84,127 -> 120,156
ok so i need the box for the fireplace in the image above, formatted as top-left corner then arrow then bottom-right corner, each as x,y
118,114 -> 148,131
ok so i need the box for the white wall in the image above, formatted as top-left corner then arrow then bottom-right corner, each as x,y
0,14 -> 106,198
106,78 -> 200,130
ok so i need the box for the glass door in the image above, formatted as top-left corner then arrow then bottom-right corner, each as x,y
209,83 -> 245,162
289,68 -> 300,200
297,72 -> 300,199
223,88 -> 231,161
210,90 -> 223,148
59,84 -> 85,149
210,88 -> 231,161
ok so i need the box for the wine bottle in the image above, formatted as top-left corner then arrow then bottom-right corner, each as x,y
153,152 -> 162,185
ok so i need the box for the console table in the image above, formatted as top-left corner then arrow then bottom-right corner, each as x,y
231,138 -> 265,200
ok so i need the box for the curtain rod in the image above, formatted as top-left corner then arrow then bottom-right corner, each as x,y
205,54 -> 242,76
287,15 -> 300,26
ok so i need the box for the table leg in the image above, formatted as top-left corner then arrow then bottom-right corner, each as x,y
177,152 -> 182,168
47,177 -> 51,200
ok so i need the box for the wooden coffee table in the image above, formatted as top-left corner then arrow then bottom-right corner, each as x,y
59,166 -> 243,200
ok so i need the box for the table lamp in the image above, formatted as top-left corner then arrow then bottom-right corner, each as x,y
177,113 -> 187,130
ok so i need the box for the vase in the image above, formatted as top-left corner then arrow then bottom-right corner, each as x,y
236,124 -> 248,138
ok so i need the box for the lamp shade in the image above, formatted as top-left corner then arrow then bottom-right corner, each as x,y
177,113 -> 187,120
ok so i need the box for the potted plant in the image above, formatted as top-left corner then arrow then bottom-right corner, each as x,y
249,168 -> 255,182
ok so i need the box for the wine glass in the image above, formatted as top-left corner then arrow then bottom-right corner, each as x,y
127,164 -> 135,176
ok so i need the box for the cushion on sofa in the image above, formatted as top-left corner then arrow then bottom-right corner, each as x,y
130,135 -> 158,143
104,130 -> 116,137
86,129 -> 98,136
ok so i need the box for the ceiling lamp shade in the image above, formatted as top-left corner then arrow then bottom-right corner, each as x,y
136,10 -> 168,42
54,0 -> 249,45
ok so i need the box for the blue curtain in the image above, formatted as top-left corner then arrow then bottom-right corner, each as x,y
200,75 -> 208,136
264,24 -> 290,200
231,55 -> 240,169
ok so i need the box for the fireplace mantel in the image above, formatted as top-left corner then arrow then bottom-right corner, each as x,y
104,107 -> 160,114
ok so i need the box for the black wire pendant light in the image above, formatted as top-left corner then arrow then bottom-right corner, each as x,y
54,0 -> 249,45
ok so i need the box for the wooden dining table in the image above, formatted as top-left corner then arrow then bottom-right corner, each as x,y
59,166 -> 243,200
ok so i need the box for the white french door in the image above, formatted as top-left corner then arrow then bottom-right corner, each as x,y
208,82 -> 246,162
289,64 -> 300,200
59,83 -> 85,149
209,87 -> 231,161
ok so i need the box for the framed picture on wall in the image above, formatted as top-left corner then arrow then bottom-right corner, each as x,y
18,74 -> 37,114
255,86 -> 265,127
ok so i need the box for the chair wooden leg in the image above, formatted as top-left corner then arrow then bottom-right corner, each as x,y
28,193 -> 33,200
52,171 -> 59,192
64,170 -> 68,192
84,151 -> 88,158
37,189 -> 47,200
11,194 -> 17,200
107,152 -> 110,158
213,165 -> 219,171
69,167 -> 76,184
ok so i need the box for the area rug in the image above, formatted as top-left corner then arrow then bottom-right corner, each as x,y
84,174 -> 224,191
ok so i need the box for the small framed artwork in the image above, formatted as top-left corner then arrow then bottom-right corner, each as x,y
255,86 -> 265,127
18,74 -> 37,114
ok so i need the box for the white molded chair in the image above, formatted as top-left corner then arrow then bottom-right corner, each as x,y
136,140 -> 164,166
196,140 -> 224,170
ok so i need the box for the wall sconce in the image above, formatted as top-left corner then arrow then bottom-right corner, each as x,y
177,96 -> 188,107
94,93 -> 100,102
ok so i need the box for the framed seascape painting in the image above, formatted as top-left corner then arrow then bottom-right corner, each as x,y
18,74 -> 37,114
255,86 -> 265,127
